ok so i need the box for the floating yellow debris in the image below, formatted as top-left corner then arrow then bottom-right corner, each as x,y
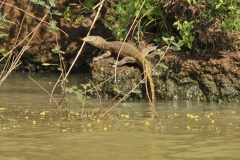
108,114 -> 113,118
145,121 -> 149,125
211,120 -> 215,124
87,123 -> 91,127
125,123 -> 130,126
186,126 -> 190,130
32,120 -> 36,125
40,111 -> 45,116
97,119 -> 101,123
104,127 -> 107,131
125,115 -> 129,118
101,67 -> 104,71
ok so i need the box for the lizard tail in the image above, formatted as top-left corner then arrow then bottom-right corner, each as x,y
145,65 -> 155,102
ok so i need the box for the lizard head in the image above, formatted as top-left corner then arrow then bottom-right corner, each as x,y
82,36 -> 106,49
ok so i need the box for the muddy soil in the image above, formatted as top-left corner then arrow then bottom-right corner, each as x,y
89,48 -> 240,102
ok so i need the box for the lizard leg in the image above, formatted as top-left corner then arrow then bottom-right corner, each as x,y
110,57 -> 137,66
93,50 -> 111,61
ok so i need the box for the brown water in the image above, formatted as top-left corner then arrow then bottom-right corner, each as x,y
0,73 -> 239,160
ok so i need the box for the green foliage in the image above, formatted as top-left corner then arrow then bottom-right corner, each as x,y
0,49 -> 6,53
66,83 -> 94,106
84,0 -> 97,9
48,0 -> 56,7
30,0 -> 61,35
159,63 -> 168,69
0,13 -> 15,55
29,0 -> 46,6
0,13 -> 15,25
63,6 -> 71,22
132,89 -> 141,94
51,10 -> 62,16
48,20 -> 58,34
173,20 -> 195,49
186,0 -> 196,5
51,44 -> 65,54
0,13 -> 15,39
103,0 -> 164,41
0,34 -> 8,38
162,36 -> 181,51
213,0 -> 240,32
0,115 -> 18,123
30,0 -> 55,8
75,15 -> 84,25
200,0 -> 240,32
153,37 -> 161,43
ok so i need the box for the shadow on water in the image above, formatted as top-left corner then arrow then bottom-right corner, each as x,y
0,73 -> 239,160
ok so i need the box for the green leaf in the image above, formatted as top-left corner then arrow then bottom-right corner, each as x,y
151,72 -> 161,76
65,87 -> 73,93
0,26 -> 9,29
48,0 -> 56,7
0,34 -> 8,38
159,63 -> 168,69
51,10 -> 62,16
162,36 -> 170,44
170,36 -> 175,41
48,20 -> 58,34
87,89 -> 94,93
144,59 -> 153,67
156,50 -> 165,56
178,40 -> 184,46
140,80 -> 145,84
81,84 -> 87,90
132,89 -> 141,94
189,35 -> 194,42
113,87 -> 121,93
172,42 -> 180,48
170,46 -> 180,51
0,115 -> 5,119
173,20 -> 179,26
85,83 -> 91,87
72,85 -> 78,90
0,48 -> 6,53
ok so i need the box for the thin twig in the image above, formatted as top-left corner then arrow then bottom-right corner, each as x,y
92,72 -> 144,117
89,79 -> 102,108
28,76 -> 62,117
65,0 -> 105,79
0,13 -> 48,85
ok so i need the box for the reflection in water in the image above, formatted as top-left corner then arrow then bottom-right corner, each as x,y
0,73 -> 239,159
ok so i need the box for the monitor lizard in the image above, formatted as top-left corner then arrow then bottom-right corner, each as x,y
82,36 -> 156,102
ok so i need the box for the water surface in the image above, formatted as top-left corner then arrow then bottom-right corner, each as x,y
0,73 -> 239,160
